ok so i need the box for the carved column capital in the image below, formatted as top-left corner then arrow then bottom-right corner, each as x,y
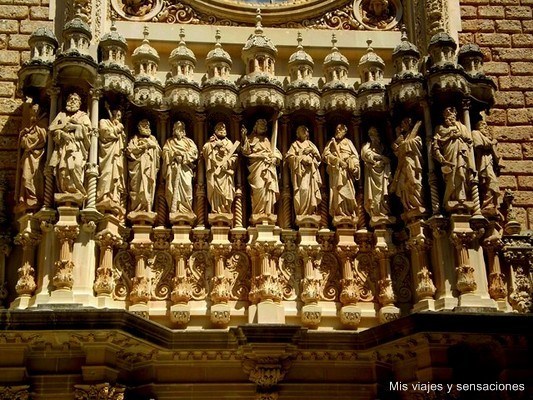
54,224 -> 79,245
170,243 -> 193,259
130,242 -> 153,261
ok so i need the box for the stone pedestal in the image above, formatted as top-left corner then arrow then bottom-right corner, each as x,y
375,228 -> 400,323
32,208 -> 56,306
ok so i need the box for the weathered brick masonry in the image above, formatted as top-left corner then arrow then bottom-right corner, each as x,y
460,0 -> 533,228
0,0 -> 51,191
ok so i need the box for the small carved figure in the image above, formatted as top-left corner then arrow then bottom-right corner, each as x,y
241,117 -> 283,219
122,0 -> 155,16
472,117 -> 500,212
96,107 -> 126,215
362,0 -> 394,29
126,119 -> 161,212
16,103 -> 47,210
285,125 -> 322,216
202,122 -> 238,214
48,92 -> 92,196
361,127 -> 392,222
390,118 -> 425,215
162,121 -> 198,215
323,124 -> 360,219
432,107 -> 477,211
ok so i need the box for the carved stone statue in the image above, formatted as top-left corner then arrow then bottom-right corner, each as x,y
323,124 -> 360,220
48,92 -> 91,197
285,125 -> 322,216
362,0 -> 394,28
472,117 -> 500,213
202,122 -> 238,215
432,107 -> 477,211
162,121 -> 198,215
16,103 -> 47,211
241,117 -> 282,221
122,0 -> 155,16
126,119 -> 161,213
390,118 -> 425,216
361,127 -> 392,224
96,108 -> 126,215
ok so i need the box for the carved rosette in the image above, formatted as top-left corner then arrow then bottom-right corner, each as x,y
53,225 -> 79,290
170,275 -> 192,304
74,383 -> 125,400
14,232 -> 39,296
251,274 -> 283,304
340,278 -> 360,306
377,278 -> 396,306
301,277 -> 321,304
509,266 -> 532,313
0,385 -> 30,400
416,267 -> 437,300
129,276 -> 150,304
210,276 -> 231,304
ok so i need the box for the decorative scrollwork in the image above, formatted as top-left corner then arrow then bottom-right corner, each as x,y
316,252 -> 340,301
355,253 -> 376,302
279,249 -> 300,301
150,250 -> 173,300
113,249 -> 135,301
391,253 -> 412,304
226,251 -> 251,301
188,251 -> 212,300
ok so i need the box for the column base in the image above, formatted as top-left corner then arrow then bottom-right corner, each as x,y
249,301 -> 285,324
95,295 -> 123,309
455,293 -> 498,311
10,296 -> 33,309
129,303 -> 149,319
412,298 -> 436,312
49,289 -> 75,303
301,304 -> 322,328
378,305 -> 400,323
434,296 -> 459,311
339,305 -> 361,329
170,303 -> 191,326
210,303 -> 231,327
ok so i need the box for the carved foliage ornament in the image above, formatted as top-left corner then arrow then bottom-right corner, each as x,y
110,0 -> 401,30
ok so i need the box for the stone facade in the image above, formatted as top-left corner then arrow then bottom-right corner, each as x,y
0,0 -> 531,399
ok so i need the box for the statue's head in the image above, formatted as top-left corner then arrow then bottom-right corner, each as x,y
443,107 -> 457,126
173,121 -> 186,138
296,125 -> 309,142
368,126 -> 381,143
65,93 -> 81,113
29,103 -> 40,122
400,117 -> 412,133
112,109 -> 122,121
138,119 -> 151,137
253,119 -> 268,135
475,119 -> 489,135
214,122 -> 227,139
369,0 -> 389,17
335,124 -> 348,140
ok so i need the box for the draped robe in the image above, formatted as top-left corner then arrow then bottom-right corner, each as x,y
162,136 -> 198,214
361,141 -> 392,219
285,139 -> 322,216
97,118 -> 125,211
17,123 -> 47,208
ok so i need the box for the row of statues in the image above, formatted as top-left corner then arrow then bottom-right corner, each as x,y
16,93 -> 501,225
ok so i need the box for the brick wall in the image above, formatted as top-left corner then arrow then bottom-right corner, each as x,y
0,0 -> 51,188
459,0 -> 533,228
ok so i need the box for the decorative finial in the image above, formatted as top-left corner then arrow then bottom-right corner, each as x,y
297,32 -> 303,50
110,18 -> 117,32
215,29 -> 221,48
255,8 -> 263,34
400,25 -> 408,41
142,25 -> 149,43
331,33 -> 338,51
179,28 -> 185,45
366,39 -> 373,52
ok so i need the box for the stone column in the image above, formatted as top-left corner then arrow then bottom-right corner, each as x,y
93,214 -> 123,308
52,223 -> 79,299
194,111 -> 207,228
210,243 -> 232,327
85,88 -> 101,211
169,242 -> 193,325
375,228 -> 400,322
407,220 -> 436,312
421,100 -> 441,215
483,226 -> 509,311
42,86 -> 60,210
279,116 -> 292,229
231,113 -> 246,229
12,226 -> 38,309
351,117 -> 366,231
155,113 -> 169,227
300,245 -> 322,327
129,241 -> 152,318
337,244 -> 361,329
315,115 -> 329,230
